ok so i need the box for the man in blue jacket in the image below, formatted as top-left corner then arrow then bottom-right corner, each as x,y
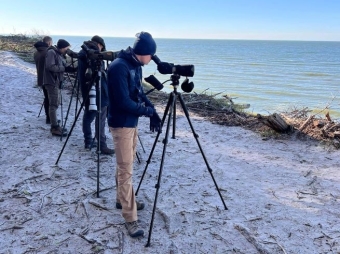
107,32 -> 161,238
78,36 -> 115,154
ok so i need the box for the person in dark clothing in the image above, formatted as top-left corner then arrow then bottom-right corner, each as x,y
78,35 -> 115,155
107,31 -> 161,238
43,39 -> 76,136
34,36 -> 52,124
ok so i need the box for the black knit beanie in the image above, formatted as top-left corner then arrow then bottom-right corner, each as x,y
57,39 -> 70,49
133,32 -> 156,56
91,35 -> 106,51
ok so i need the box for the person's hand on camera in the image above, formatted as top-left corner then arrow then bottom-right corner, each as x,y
150,111 -> 162,133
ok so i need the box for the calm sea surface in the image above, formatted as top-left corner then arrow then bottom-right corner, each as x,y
56,35 -> 340,118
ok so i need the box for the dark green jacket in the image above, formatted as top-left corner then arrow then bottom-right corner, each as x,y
43,46 -> 66,86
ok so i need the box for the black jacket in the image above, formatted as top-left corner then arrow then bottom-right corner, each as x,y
78,40 -> 109,108
33,41 -> 49,87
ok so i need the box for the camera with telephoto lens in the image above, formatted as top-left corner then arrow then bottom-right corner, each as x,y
151,55 -> 195,77
66,48 -> 79,59
152,55 -> 195,92
88,85 -> 97,111
81,43 -> 118,61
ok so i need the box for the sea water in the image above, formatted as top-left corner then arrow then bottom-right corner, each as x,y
55,35 -> 340,118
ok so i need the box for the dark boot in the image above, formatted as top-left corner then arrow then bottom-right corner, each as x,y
51,125 -> 67,137
116,201 -> 144,210
101,146 -> 115,155
85,141 -> 97,150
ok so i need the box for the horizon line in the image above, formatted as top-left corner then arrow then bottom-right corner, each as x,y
1,33 -> 339,43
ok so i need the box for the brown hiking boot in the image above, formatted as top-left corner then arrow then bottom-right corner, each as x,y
125,221 -> 144,238
51,125 -> 67,137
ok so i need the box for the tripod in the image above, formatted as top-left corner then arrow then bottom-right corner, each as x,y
58,80 -> 66,141
37,94 -> 44,117
136,74 -> 228,247
37,86 -> 49,120
62,72 -> 82,138
56,59 -> 103,198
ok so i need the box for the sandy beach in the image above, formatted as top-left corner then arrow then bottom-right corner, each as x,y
1,50 -> 340,253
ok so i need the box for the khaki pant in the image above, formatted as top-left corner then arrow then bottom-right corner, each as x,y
110,127 -> 138,222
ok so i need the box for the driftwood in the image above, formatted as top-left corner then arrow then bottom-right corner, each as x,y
299,115 -> 314,131
281,108 -> 340,148
257,113 -> 291,132
148,88 -> 340,148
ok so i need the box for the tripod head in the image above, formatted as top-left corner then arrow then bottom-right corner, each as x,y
169,74 -> 194,93
170,74 -> 180,88
151,54 -> 195,93
84,54 -> 103,82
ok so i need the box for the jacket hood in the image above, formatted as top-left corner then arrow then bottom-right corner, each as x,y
84,40 -> 100,51
34,41 -> 48,50
47,45 -> 62,55
78,40 -> 100,60
118,47 -> 143,67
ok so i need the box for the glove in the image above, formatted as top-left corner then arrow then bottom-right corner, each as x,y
145,106 -> 155,117
150,112 -> 162,133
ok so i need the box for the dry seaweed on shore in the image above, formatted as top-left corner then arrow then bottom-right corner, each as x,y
145,85 -> 273,131
281,107 -> 340,148
145,84 -> 340,149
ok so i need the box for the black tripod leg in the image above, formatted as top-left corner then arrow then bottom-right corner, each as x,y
96,106 -> 102,198
177,93 -> 228,210
56,73 -> 97,164
75,74 -> 81,116
138,135 -> 146,153
95,70 -> 102,198
62,73 -> 78,136
38,101 -> 44,117
59,86 -> 64,142
136,152 -> 141,164
172,95 -> 177,139
55,100 -> 86,165
145,93 -> 175,247
135,92 -> 174,196
135,135 -> 145,164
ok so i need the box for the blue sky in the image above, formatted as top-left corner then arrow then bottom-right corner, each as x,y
0,0 -> 339,41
